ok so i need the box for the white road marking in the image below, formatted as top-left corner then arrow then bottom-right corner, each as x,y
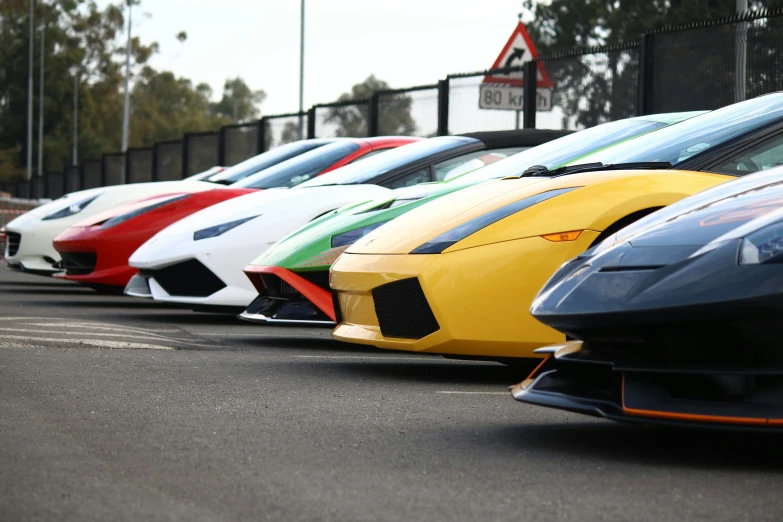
0,327 -> 213,348
26,322 -> 181,334
436,391 -> 510,395
0,334 -> 174,350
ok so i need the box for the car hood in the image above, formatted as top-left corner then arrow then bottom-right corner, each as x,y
5,181 -> 216,228
148,184 -> 394,240
345,174 -> 583,254
248,178 -> 490,268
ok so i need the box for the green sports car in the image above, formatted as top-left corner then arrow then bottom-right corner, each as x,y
239,112 -> 703,325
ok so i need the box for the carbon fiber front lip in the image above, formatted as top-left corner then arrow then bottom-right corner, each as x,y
513,370 -> 783,432
237,311 -> 335,326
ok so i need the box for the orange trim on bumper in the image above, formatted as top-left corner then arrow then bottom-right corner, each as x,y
243,265 -> 335,322
621,376 -> 772,426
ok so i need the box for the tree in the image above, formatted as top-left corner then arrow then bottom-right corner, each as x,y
324,75 -> 416,137
130,66 -> 230,147
210,77 -> 266,123
520,0 -> 776,128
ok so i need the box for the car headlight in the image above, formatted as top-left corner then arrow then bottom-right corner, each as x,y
410,187 -> 580,254
193,215 -> 259,241
331,221 -> 390,248
42,194 -> 101,220
739,222 -> 783,265
100,194 -> 191,230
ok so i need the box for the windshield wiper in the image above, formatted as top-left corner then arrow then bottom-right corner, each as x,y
539,161 -> 673,177
522,162 -> 604,177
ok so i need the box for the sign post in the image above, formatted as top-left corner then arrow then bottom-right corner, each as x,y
479,22 -> 553,117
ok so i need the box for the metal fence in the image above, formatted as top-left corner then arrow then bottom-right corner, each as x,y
3,8 -> 783,200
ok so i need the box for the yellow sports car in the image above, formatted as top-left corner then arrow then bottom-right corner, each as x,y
330,93 -> 783,361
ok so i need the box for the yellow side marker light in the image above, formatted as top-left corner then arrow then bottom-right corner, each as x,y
540,230 -> 583,242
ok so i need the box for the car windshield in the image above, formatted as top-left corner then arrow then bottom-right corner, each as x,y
453,114 -> 697,183
576,93 -> 783,167
297,137 -> 477,187
232,141 -> 361,189
211,139 -> 332,183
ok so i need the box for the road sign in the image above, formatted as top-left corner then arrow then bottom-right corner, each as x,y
479,84 -> 552,111
480,22 -> 553,112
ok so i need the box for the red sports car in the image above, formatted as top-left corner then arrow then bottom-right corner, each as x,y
53,137 -> 418,291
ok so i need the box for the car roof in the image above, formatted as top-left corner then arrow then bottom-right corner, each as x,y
460,129 -> 573,148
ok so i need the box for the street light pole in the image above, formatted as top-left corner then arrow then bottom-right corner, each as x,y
298,0 -> 305,140
120,0 -> 132,178
26,0 -> 34,181
73,71 -> 78,167
37,24 -> 45,178
735,0 -> 748,102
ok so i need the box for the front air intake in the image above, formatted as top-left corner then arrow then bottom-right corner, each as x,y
372,277 -> 440,339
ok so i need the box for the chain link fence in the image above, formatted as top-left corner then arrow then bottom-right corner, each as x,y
222,123 -> 261,167
263,113 -> 307,150
127,147 -> 154,183
183,132 -> 220,177
311,101 -> 370,138
154,141 -> 183,181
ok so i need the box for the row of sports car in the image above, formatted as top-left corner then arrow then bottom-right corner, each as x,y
5,92 -> 783,430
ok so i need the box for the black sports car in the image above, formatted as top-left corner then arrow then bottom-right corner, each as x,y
513,164 -> 783,430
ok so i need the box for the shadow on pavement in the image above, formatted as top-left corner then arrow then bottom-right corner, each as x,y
332,360 -> 528,387
478,420 -> 783,471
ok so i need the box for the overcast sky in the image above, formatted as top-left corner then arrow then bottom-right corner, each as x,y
105,0 -> 528,115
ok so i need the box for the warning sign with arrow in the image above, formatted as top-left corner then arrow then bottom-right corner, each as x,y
480,22 -> 553,111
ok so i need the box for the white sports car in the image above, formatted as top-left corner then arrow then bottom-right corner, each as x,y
125,133 -> 531,310
126,184 -> 392,309
3,181 -> 215,274
3,140 -> 337,275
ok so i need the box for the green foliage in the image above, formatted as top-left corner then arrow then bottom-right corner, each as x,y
521,0 -> 774,129
210,77 -> 266,123
0,0 -> 264,182
324,75 -> 416,137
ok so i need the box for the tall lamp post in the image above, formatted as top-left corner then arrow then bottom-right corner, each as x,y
26,0 -> 34,181
70,66 -> 79,167
120,0 -> 133,183
298,0 -> 305,139
37,24 -> 45,179
735,0 -> 748,102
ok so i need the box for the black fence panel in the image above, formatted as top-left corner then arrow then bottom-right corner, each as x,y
538,45 -> 640,130
127,148 -> 153,183
313,101 -> 370,138
376,86 -> 439,137
31,177 -> 46,199
183,132 -> 219,177
103,153 -> 125,186
46,171 -> 65,199
64,166 -> 80,193
263,113 -> 307,150
446,70 -> 527,135
81,160 -> 102,189
154,141 -> 183,181
16,181 -> 31,199
651,14 -> 783,112
222,123 -> 260,166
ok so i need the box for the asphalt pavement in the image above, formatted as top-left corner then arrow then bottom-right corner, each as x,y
1,267 -> 782,521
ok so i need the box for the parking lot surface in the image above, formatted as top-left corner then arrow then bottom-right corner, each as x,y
1,268 -> 782,521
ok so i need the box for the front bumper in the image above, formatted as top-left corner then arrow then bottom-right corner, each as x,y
240,266 -> 335,325
513,340 -> 783,431
128,232 -> 259,307
53,226 -> 139,287
4,222 -> 64,274
330,232 -> 599,358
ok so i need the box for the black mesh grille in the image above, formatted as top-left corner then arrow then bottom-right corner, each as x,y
61,252 -> 97,275
6,232 -> 20,257
372,278 -> 439,339
143,259 -> 226,297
